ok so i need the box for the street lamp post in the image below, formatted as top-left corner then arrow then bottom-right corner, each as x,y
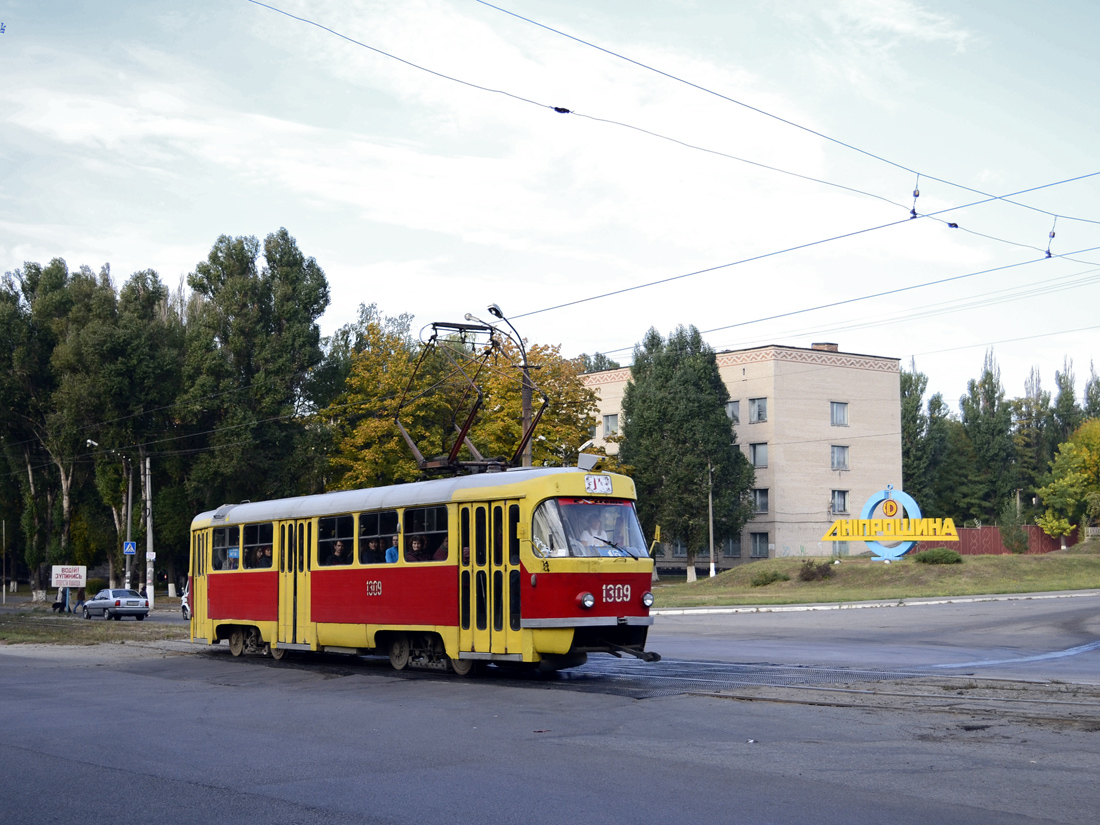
708,462 -> 716,578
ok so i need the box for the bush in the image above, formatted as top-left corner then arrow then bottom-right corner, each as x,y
750,569 -> 790,587
913,547 -> 962,565
798,559 -> 835,581
86,578 -> 107,594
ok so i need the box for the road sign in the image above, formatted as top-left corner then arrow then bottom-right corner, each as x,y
146,552 -> 156,561
123,541 -> 137,555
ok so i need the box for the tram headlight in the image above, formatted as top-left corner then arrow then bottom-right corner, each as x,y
577,592 -> 595,610
641,591 -> 654,608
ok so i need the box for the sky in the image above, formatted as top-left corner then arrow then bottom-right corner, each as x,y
2,0 -> 1098,408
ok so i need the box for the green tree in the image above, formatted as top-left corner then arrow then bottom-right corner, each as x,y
1010,366 -> 1052,521
1037,418 -> 1100,542
580,352 -> 621,373
619,325 -> 754,582
900,360 -> 932,506
998,498 -> 1029,555
1050,358 -> 1084,447
959,350 -> 1015,522
182,229 -> 330,508
1084,362 -> 1100,420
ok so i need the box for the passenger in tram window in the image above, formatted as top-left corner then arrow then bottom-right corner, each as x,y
406,535 -> 429,562
432,537 -> 449,561
385,536 -> 399,564
361,537 -> 383,565
259,546 -> 273,568
330,540 -> 350,565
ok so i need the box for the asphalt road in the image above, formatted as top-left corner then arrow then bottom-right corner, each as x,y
1,594 -> 1098,825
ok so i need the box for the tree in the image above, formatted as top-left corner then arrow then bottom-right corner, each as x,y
1050,358 -> 1084,447
1084,362 -> 1100,420
900,361 -> 931,506
1037,419 -> 1100,542
959,350 -> 1015,522
326,307 -> 600,487
619,325 -> 754,582
998,498 -> 1029,555
182,229 -> 330,508
1010,366 -> 1052,520
580,352 -> 621,373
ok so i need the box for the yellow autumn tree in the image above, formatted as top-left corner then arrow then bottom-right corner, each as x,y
325,322 -> 600,488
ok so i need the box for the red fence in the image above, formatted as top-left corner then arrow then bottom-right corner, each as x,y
915,525 -> 1078,556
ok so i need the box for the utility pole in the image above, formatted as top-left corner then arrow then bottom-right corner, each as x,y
145,456 -> 155,609
2,519 -> 6,605
708,462 -> 716,578
486,303 -> 537,467
124,456 -> 133,590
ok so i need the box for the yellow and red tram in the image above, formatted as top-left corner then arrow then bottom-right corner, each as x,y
187,467 -> 658,673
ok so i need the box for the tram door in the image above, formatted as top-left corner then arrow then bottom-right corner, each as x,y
191,530 -> 208,635
278,519 -> 313,648
459,501 -> 522,655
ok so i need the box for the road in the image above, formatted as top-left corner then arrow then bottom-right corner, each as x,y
1,593 -> 1098,825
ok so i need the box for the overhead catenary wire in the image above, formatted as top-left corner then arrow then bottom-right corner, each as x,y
474,0 -> 1100,228
242,0 -> 1095,271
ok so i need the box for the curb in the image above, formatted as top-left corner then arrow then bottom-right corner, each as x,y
652,589 -> 1100,616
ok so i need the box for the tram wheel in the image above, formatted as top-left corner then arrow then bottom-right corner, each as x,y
449,657 -> 479,677
229,628 -> 245,657
267,644 -> 288,661
388,634 -> 411,670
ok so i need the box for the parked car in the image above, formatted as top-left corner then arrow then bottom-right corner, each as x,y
82,589 -> 149,621
181,582 -> 191,621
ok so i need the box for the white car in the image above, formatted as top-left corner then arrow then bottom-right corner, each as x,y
181,582 -> 191,620
83,589 -> 149,621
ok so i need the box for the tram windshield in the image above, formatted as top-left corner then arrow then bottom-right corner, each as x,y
532,498 -> 649,558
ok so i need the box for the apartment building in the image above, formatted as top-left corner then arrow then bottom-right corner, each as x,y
582,343 -> 902,568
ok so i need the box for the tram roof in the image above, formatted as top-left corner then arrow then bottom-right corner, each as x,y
191,466 -> 608,528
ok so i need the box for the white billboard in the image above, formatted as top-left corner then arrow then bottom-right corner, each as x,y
51,565 -> 87,588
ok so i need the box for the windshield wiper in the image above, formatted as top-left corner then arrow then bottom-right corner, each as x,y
593,535 -> 641,558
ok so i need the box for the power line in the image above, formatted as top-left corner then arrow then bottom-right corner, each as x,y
243,1 -> 1097,275
514,174 -> 1100,324
475,0 -> 1100,227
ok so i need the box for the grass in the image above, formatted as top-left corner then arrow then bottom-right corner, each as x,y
0,605 -> 189,645
654,540 -> 1100,608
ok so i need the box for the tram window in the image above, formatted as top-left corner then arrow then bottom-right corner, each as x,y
403,506 -> 448,562
509,505 -> 520,565
474,508 -> 487,567
242,523 -> 274,569
475,570 -> 487,631
492,507 -> 503,567
532,498 -> 649,558
212,526 -> 240,570
280,524 -> 286,572
359,510 -> 399,564
319,515 -> 354,566
509,569 -> 521,630
461,509 -> 470,567
493,570 -> 503,632
460,570 -> 471,630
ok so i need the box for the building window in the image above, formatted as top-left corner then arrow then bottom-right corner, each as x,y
603,414 -> 619,437
724,537 -> 741,558
830,401 -> 848,427
670,540 -> 688,558
831,445 -> 849,471
725,400 -> 740,425
752,488 -> 769,513
749,397 -> 767,423
750,532 -> 769,558
749,443 -> 768,468
831,490 -> 849,514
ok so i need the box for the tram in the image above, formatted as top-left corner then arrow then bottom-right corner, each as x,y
187,467 -> 658,673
